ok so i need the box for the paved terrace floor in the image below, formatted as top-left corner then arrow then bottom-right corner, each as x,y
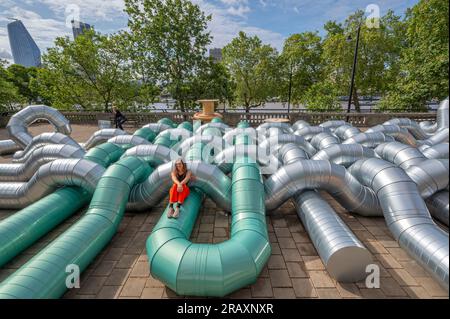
0,124 -> 448,299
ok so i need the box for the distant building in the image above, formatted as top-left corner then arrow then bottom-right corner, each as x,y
71,20 -> 92,39
209,48 -> 222,63
7,19 -> 41,67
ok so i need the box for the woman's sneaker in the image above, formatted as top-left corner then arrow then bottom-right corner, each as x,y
173,207 -> 180,219
167,206 -> 174,218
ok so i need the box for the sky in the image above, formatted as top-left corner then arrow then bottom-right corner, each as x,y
0,0 -> 419,63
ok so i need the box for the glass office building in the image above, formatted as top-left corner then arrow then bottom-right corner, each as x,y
72,20 -> 92,39
7,19 -> 41,67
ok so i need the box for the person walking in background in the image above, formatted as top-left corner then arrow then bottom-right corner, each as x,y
112,106 -> 127,130
168,158 -> 192,219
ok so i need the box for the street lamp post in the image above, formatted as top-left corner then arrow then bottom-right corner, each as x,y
346,22 -> 362,121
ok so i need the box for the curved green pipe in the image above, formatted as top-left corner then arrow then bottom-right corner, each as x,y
0,156 -> 150,298
211,117 -> 223,123
178,122 -> 193,132
158,117 -> 175,128
133,127 -> 157,142
0,143 -> 125,268
146,128 -> 271,297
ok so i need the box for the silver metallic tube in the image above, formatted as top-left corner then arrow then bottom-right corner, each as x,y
310,132 -> 340,150
426,191 -> 449,226
295,126 -> 330,141
420,121 -> 438,134
312,144 -> 375,168
107,135 -> 152,148
437,98 -> 449,130
343,132 -> 395,148
349,158 -> 449,289
122,145 -> 178,167
422,128 -> 449,146
421,143 -> 449,159
292,120 -> 310,132
375,142 -> 426,169
257,122 -> 293,134
174,135 -> 230,158
384,118 -> 431,140
12,132 -> 81,161
319,120 -> 348,131
405,159 -> 449,199
264,160 -> 381,216
6,105 -> 71,148
0,140 -> 21,155
0,159 -> 104,209
213,145 -> 281,175
294,191 -> 372,282
127,161 -> 232,212
367,124 -> 419,147
334,125 -> 361,141
82,129 -> 128,150
278,143 -> 308,165
0,145 -> 86,182
258,134 -> 317,157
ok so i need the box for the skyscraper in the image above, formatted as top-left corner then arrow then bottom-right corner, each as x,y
209,48 -> 223,63
71,20 -> 92,39
7,19 -> 41,67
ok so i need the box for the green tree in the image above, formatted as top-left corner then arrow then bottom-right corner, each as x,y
380,0 -> 449,111
302,81 -> 341,112
6,64 -> 39,104
124,0 -> 212,112
279,32 -> 323,108
321,10 -> 404,112
31,30 -> 134,111
0,60 -> 24,112
222,31 -> 279,113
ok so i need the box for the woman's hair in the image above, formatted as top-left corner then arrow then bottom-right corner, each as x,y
174,158 -> 187,174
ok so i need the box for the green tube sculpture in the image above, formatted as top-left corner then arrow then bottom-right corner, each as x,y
0,156 -> 150,298
146,127 -> 271,297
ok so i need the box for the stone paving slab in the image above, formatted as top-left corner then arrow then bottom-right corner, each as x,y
0,124 -> 448,299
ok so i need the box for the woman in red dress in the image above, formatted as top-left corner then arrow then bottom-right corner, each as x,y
168,158 -> 192,219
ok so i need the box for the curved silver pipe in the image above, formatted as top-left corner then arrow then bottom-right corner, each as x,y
334,125 -> 361,141
384,118 -> 431,140
420,120 -> 438,134
343,132 -> 395,148
12,132 -> 81,161
375,142 -> 426,170
174,135 -> 230,158
426,191 -> 449,226
223,127 -> 258,145
6,105 -> 71,148
278,143 -> 308,165
0,159 -> 104,209
367,124 -> 419,147
295,191 -> 372,282
257,122 -> 293,134
0,145 -> 85,182
350,158 -> 449,289
122,145 -> 178,167
213,145 -> 281,175
437,98 -> 449,131
405,159 -> 449,199
292,120 -> 310,132
264,160 -> 381,216
310,132 -> 340,150
107,135 -> 151,148
319,120 -> 348,131
312,144 -> 375,168
127,161 -> 231,212
421,143 -> 449,159
82,129 -> 128,150
0,140 -> 21,155
422,128 -> 449,146
295,126 -> 330,141
258,134 -> 317,157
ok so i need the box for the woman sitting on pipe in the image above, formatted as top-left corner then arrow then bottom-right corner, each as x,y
168,158 -> 192,219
